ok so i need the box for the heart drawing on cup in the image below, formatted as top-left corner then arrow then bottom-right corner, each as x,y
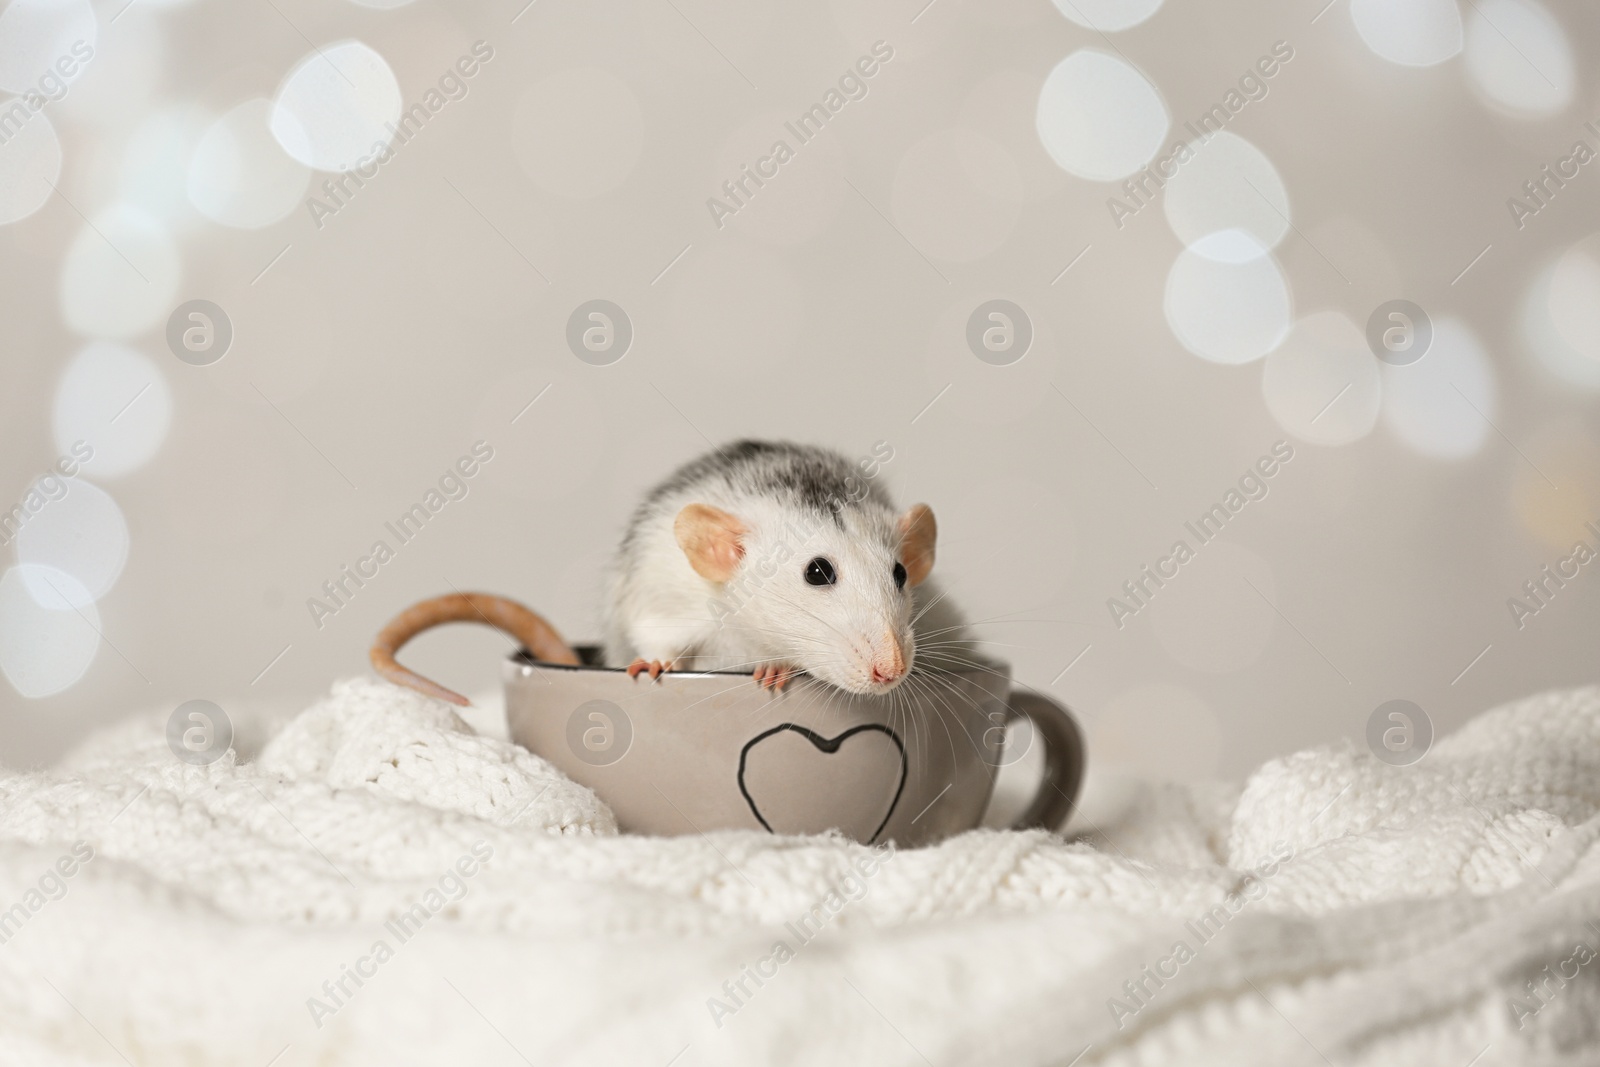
736,723 -> 908,844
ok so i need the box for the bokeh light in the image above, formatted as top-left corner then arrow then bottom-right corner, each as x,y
1521,245 -> 1600,391
0,0 -> 97,94
1163,131 -> 1289,257
1380,317 -> 1496,459
1164,231 -> 1292,363
52,342 -> 173,477
58,203 -> 181,337
15,478 -> 128,606
1262,311 -> 1382,446
1049,0 -> 1165,32
118,105 -> 211,224
0,104 -> 59,225
511,67 -> 644,200
0,0 -> 1592,804
1350,0 -> 1463,67
1511,422 -> 1600,554
890,129 -> 1022,263
53,13 -> 163,130
0,564 -> 99,698
1037,49 -> 1169,181
270,41 -> 402,172
1546,239 -> 1600,367
188,98 -> 312,229
1464,0 -> 1574,117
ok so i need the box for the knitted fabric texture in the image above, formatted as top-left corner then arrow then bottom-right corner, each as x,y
0,678 -> 1596,1065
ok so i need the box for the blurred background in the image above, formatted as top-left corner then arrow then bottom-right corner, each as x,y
1,0 -> 1597,787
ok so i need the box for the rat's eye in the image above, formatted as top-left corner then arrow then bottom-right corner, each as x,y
804,557 -> 837,587
893,562 -> 907,589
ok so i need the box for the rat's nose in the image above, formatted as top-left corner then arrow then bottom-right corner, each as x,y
870,635 -> 906,686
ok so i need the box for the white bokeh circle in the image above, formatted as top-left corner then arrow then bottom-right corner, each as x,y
54,13 -> 162,129
1163,132 -> 1289,257
1521,245 -> 1600,390
52,342 -> 173,477
270,41 -> 402,172
0,564 -> 99,698
512,67 -> 644,200
15,478 -> 128,606
1350,0 -> 1463,67
1049,0 -> 1165,32
890,128 -> 1022,263
116,105 -> 211,224
1381,317 -> 1496,459
1263,311 -> 1382,446
1164,232 -> 1292,364
1464,0 -> 1574,117
1547,241 -> 1600,366
188,98 -> 311,229
58,203 -> 181,338
1037,49 -> 1169,182
0,102 -> 59,224
0,0 -> 97,94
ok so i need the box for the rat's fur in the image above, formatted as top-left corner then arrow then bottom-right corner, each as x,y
604,441 -> 939,695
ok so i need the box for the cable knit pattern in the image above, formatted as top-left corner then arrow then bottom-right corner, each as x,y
0,679 -> 1596,1066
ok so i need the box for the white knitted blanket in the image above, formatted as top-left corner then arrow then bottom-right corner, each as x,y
2,679 -> 1598,1067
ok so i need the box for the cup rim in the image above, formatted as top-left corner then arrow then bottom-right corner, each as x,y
506,646 -> 740,681
506,646 -> 1010,683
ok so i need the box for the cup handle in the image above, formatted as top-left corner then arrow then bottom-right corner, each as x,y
1004,689 -> 1085,832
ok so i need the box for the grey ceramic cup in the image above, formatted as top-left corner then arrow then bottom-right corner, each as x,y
505,648 -> 1083,848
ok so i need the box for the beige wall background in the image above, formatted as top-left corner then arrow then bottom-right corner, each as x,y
2,0 -> 1597,784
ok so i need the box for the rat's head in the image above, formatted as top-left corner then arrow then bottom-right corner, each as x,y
674,497 -> 937,695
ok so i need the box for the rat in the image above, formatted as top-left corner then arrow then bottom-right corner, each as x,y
602,440 -> 939,695
366,441 -> 956,705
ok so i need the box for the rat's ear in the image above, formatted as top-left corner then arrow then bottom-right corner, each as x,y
898,504 -> 936,587
674,503 -> 746,583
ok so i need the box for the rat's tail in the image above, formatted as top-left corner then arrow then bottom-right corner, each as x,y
369,593 -> 581,705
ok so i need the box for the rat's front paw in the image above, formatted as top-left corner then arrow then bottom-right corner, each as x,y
627,658 -> 677,681
752,664 -> 797,691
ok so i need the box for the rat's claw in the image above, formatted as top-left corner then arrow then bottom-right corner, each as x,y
628,658 -> 671,681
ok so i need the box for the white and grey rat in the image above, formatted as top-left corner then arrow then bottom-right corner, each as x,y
602,440 -> 940,695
